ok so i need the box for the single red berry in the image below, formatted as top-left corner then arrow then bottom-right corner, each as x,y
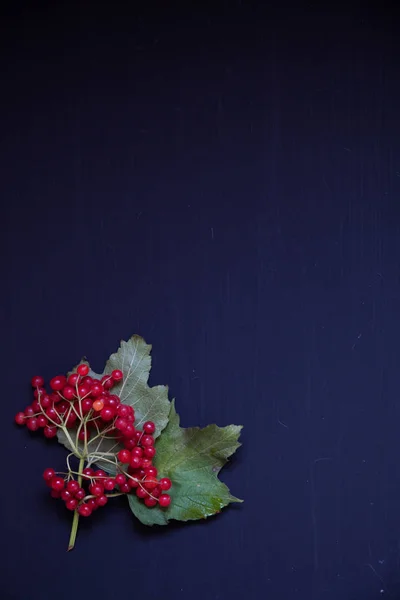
45,407 -> 61,424
65,412 -> 77,428
43,468 -> 55,481
159,477 -> 172,491
66,480 -> 80,494
77,364 -> 89,376
159,494 -> 171,508
146,466 -> 158,478
123,438 -> 136,450
78,503 -> 92,517
82,376 -> 93,387
49,392 -> 60,404
131,447 -> 143,457
15,411 -> 25,425
78,429 -> 88,441
133,431 -> 142,443
94,469 -> 106,479
75,488 -> 85,500
103,478 -> 115,491
96,495 -> 108,507
26,417 -> 39,431
124,423 -> 135,438
83,467 -> 94,478
37,415 -> 48,428
101,375 -> 114,390
67,373 -> 80,386
43,425 -> 58,438
115,417 -> 128,432
40,394 -> 52,409
117,404 -> 130,418
143,476 -> 158,490
141,458 -> 152,469
51,476 -> 65,491
61,489 -> 73,502
24,406 -> 35,417
57,400 -> 69,414
115,473 -> 127,486
50,375 -> 67,391
100,406 -> 115,422
66,498 -> 78,511
128,477 -> 139,489
136,487 -> 148,499
87,498 -> 98,511
62,385 -> 75,400
151,486 -> 161,498
111,369 -> 123,381
77,384 -> 90,398
31,399 -> 41,412
80,397 -> 93,415
145,496 -> 158,507
130,455 -> 142,469
144,446 -> 156,459
141,435 -> 154,447
89,483 -> 104,497
119,482 -> 130,493
33,387 -> 45,399
31,375 -> 45,388
90,382 -> 103,397
143,421 -> 155,434
118,449 -> 131,464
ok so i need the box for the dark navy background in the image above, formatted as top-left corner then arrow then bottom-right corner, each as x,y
2,2 -> 400,598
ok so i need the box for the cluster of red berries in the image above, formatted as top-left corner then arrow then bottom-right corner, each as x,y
15,363 -> 172,516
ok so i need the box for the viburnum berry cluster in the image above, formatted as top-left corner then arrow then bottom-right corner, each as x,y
15,363 -> 172,550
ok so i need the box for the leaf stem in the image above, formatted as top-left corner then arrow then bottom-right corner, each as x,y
67,455 -> 85,552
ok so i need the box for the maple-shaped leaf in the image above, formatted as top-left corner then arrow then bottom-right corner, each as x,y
57,335 -> 171,471
128,401 -> 243,526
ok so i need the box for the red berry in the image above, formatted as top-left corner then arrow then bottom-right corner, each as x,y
65,412 -> 77,428
141,435 -> 154,447
43,468 -> 55,481
67,373 -> 80,386
111,369 -> 123,381
78,503 -> 92,517
24,406 -> 35,417
77,364 -> 89,376
117,404 -> 130,418
75,488 -> 85,500
131,447 -> 143,457
62,385 -> 75,400
115,473 -> 126,486
15,411 -> 25,425
143,476 -> 158,490
159,494 -> 171,507
100,406 -> 115,422
143,421 -> 155,434
94,469 -> 106,479
103,478 -> 115,491
119,482 -> 130,493
31,375 -> 44,388
141,458 -> 152,469
45,407 -> 61,424
96,495 -> 108,507
118,449 -> 131,464
136,487 -> 148,499
144,446 -> 156,459
128,477 -> 139,489
159,477 -> 172,491
101,375 -> 113,390
51,476 -> 65,491
89,483 -> 104,497
57,400 -> 69,414
66,498 -> 78,511
31,399 -> 41,412
66,480 -> 80,494
92,399 -> 104,412
61,489 -> 73,502
146,467 -> 158,478
83,467 -> 94,478
50,375 -> 67,391
37,414 -> 48,428
80,397 -> 93,415
77,384 -> 90,398
144,496 -> 157,507
90,383 -> 103,397
123,438 -> 136,450
43,425 -> 57,438
124,423 -> 135,438
26,417 -> 39,431
130,455 -> 142,469
78,429 -> 89,441
40,394 -> 52,409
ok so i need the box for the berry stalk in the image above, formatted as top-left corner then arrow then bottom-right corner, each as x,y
67,456 -> 85,552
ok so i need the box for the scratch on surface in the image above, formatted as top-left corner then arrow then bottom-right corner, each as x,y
352,332 -> 362,350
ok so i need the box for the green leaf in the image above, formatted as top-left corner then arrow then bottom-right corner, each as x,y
57,335 -> 171,473
128,401 -> 243,526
